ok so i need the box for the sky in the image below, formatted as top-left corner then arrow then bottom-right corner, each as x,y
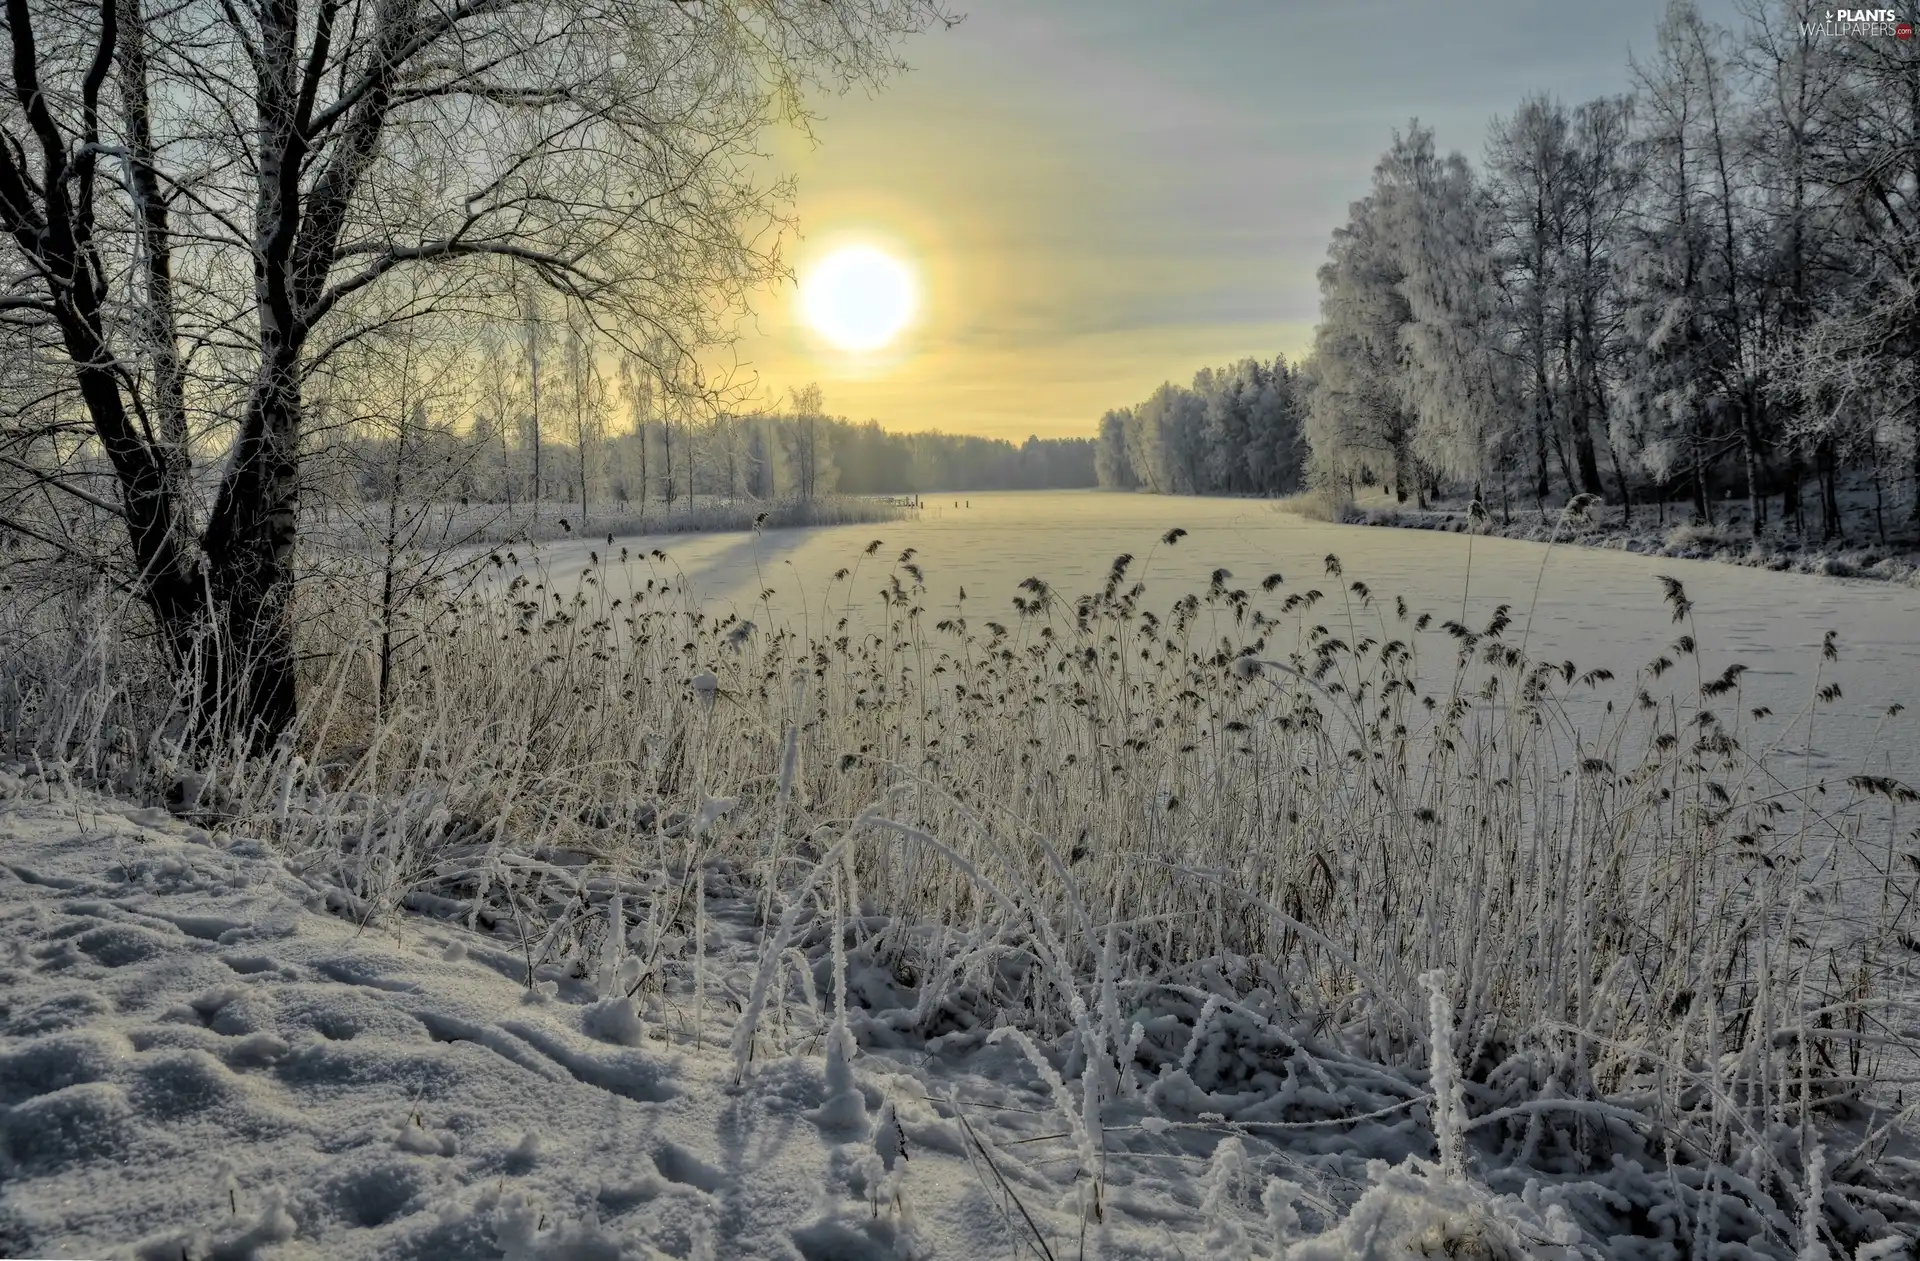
728,0 -> 1734,442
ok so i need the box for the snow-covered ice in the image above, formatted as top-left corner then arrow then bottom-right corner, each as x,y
513,490 -> 1920,781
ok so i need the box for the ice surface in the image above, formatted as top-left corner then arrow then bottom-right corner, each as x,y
511,491 -> 1920,780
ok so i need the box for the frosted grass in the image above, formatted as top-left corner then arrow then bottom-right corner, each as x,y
6,487 -> 1919,1254
515,490 -> 1920,782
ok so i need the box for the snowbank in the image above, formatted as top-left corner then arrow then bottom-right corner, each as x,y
0,771 -> 1910,1259
1329,499 -> 1920,589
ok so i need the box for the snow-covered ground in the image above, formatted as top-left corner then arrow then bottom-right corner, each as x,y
500,489 -> 1920,781
0,771 -> 1631,1260
9,491 -> 1919,1259
1330,489 -> 1920,590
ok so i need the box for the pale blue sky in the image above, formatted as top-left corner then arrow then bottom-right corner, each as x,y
737,0 -> 1736,437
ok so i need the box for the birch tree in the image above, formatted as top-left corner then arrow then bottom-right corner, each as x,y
1307,191 -> 1422,502
0,0 -> 943,744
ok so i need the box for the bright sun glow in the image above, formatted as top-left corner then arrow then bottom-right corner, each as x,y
801,246 -> 915,352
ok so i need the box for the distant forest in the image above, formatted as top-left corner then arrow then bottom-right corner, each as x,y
812,419 -> 1097,494
316,376 -> 1097,516
1093,3 -> 1920,541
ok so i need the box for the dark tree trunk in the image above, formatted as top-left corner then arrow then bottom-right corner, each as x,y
1871,435 -> 1888,545
1783,443 -> 1803,537
1607,439 -> 1632,527
1562,334 -> 1604,496
1910,404 -> 1920,523
1532,395 -> 1552,509
1817,438 -> 1841,541
1741,413 -> 1764,540
1735,383 -> 1769,539
70,324 -> 206,666
0,0 -> 438,753
1691,406 -> 1712,524
191,0 -> 411,746
1551,422 -> 1578,505
1572,414 -> 1604,499
116,0 -> 190,505
0,0 -> 204,662
200,350 -> 303,747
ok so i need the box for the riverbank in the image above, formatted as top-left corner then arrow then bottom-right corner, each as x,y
1288,490 -> 1920,588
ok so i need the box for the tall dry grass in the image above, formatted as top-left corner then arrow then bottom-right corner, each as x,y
4,525 -> 1917,1253
1274,485 -> 1358,524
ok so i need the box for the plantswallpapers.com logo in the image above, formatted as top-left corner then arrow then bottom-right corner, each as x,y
1802,8 -> 1915,36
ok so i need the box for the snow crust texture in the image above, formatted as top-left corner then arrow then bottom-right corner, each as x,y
0,775 -> 1906,1260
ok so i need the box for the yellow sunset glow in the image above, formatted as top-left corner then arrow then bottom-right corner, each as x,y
801,245 -> 916,352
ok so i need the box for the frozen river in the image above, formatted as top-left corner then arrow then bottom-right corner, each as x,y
506,490 -> 1920,782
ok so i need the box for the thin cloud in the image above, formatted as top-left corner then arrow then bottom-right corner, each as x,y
733,0 -> 1740,435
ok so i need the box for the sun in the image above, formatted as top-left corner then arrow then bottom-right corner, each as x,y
801,245 -> 916,352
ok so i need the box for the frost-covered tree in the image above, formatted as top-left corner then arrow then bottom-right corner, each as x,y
1092,0 -> 1917,539
1133,383 -> 1208,495
0,0 -> 946,743
1096,409 -> 1138,489
1089,362 -> 1301,498
1625,1 -> 1723,523
1680,6 -> 1770,532
1307,190 -> 1423,502
1793,13 -> 1920,525
1561,96 -> 1642,513
1487,96 -> 1578,507
1739,0 -> 1846,534
1245,356 -> 1306,495
1372,125 -> 1518,504
1195,363 -> 1252,493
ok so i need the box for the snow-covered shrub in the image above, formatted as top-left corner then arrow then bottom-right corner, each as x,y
1665,520 -> 1742,553
1277,485 -> 1357,523
1282,1159 -> 1582,1260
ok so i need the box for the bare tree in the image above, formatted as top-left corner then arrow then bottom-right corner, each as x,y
617,350 -> 651,520
791,381 -> 824,500
1488,95 -> 1575,507
0,0 -> 944,745
564,315 -> 604,520
1739,0 -> 1845,535
522,292 -> 548,515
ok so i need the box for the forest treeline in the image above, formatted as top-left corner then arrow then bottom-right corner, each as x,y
1097,2 -> 1920,539
319,369 -> 1096,514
